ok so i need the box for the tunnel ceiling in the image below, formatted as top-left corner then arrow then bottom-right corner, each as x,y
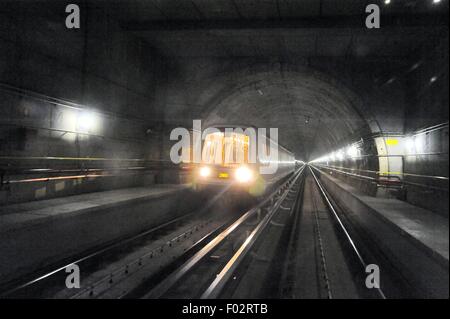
116,0 -> 447,23
120,0 -> 447,59
112,0 -> 447,160
200,68 -> 370,161
16,0 -> 446,160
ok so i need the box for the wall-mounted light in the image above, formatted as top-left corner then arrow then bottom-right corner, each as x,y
336,150 -> 345,161
404,136 -> 415,153
77,110 -> 98,132
347,145 -> 359,158
414,136 -> 425,153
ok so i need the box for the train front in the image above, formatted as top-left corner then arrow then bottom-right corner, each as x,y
193,130 -> 261,191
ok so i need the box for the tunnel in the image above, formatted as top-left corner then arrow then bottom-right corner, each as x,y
0,0 -> 448,302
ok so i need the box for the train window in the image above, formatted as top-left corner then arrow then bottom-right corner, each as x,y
202,132 -> 223,164
202,131 -> 250,165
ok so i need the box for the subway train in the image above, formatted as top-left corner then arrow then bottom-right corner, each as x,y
186,125 -> 296,196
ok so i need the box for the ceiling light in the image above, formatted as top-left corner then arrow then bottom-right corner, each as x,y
430,76 -> 438,83
386,77 -> 395,84
409,62 -> 421,72
384,0 -> 391,4
433,0 -> 441,4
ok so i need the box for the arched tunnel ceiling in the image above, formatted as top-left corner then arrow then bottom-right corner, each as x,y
115,1 -> 447,161
109,0 -> 447,161
202,69 -> 372,161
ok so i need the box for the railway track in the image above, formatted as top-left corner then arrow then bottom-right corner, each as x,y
0,188 -> 233,299
0,167 -> 304,299
211,166 -> 381,299
308,166 -> 386,299
141,164 -> 390,299
308,165 -> 448,298
131,166 -> 306,299
2,164 -> 424,299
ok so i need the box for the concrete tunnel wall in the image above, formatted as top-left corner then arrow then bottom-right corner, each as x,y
159,52 -> 448,214
316,36 -> 449,215
159,57 -> 398,172
0,3 -> 168,204
401,37 -> 449,215
0,2 -> 447,215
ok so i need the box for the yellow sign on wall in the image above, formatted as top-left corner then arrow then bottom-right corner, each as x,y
386,139 -> 399,146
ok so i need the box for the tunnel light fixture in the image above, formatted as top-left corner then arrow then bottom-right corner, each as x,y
320,155 -> 329,163
405,137 -> 415,153
77,110 -> 97,132
384,0 -> 391,4
329,152 -> 336,162
347,145 -> 359,158
433,0 -> 441,4
430,76 -> 438,83
310,155 -> 326,164
414,136 -> 425,153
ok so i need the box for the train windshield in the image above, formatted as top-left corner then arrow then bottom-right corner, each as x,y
202,131 -> 250,165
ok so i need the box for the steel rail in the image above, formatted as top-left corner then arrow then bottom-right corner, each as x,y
2,181 -> 232,297
309,165 -> 387,299
144,166 -> 305,298
200,166 -> 305,299
0,213 -> 193,298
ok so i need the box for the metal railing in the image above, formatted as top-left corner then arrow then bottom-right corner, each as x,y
0,157 -> 177,186
313,164 -> 449,192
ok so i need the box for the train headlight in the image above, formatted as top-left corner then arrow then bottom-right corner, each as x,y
199,166 -> 211,178
235,166 -> 253,183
